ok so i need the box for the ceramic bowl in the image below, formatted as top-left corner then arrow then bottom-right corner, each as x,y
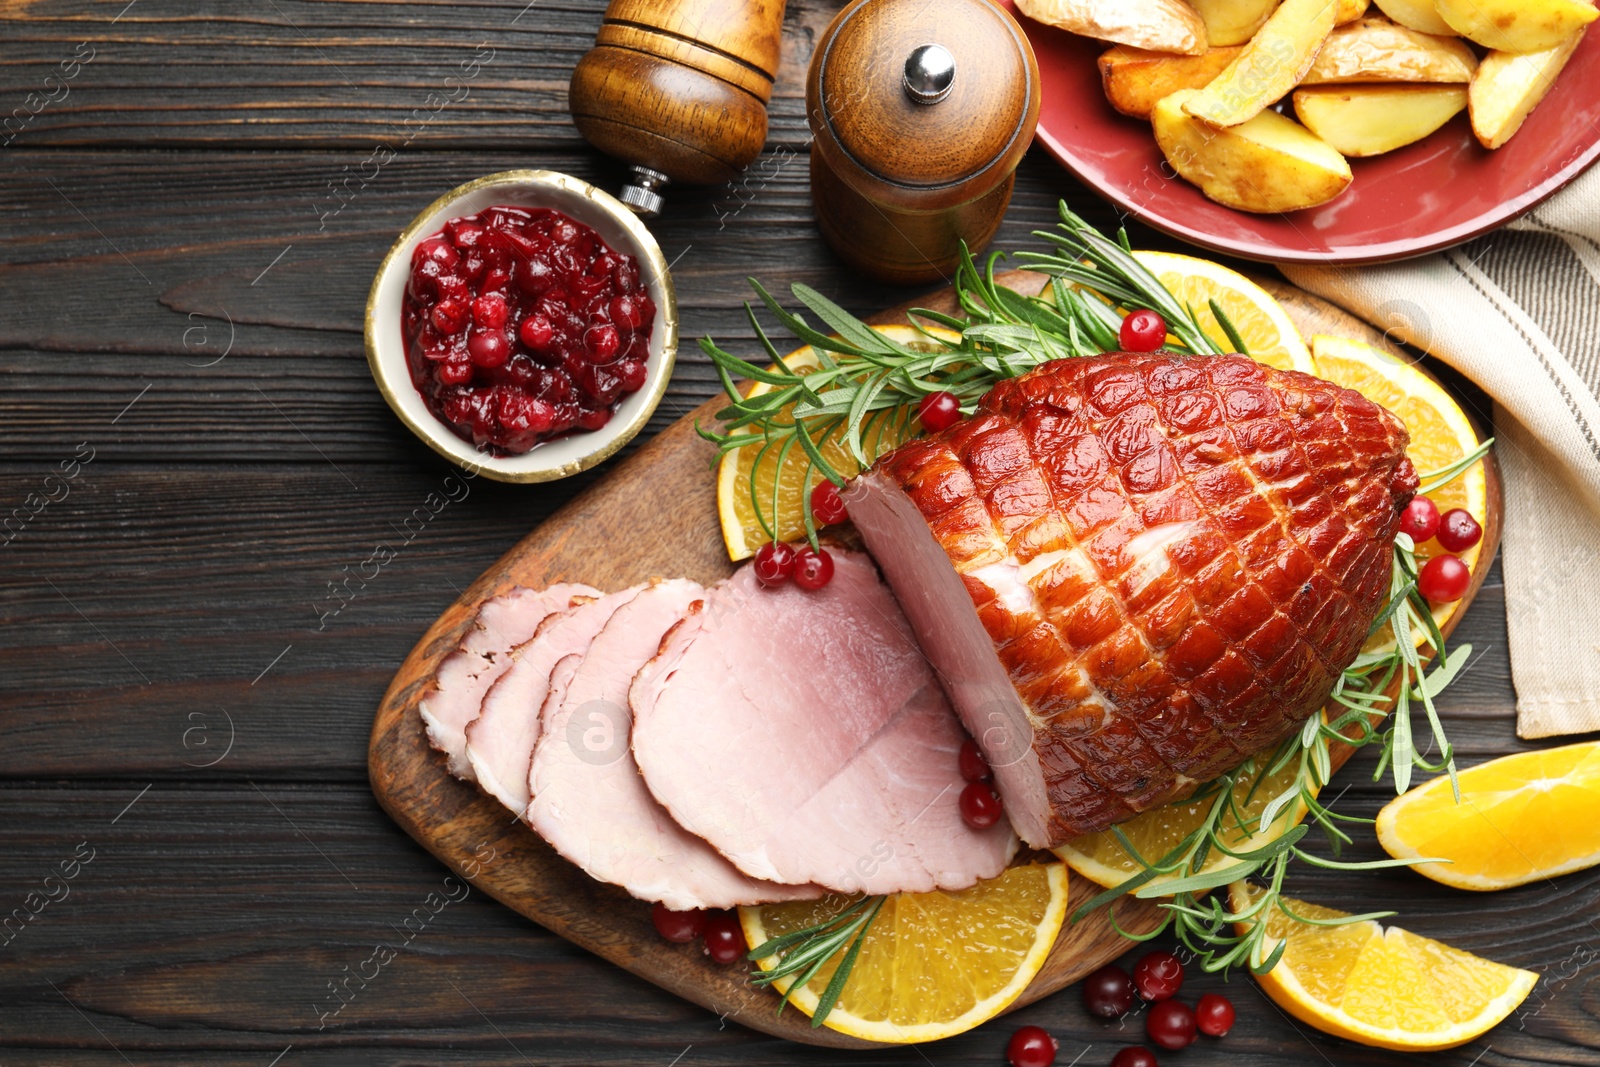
365,170 -> 678,483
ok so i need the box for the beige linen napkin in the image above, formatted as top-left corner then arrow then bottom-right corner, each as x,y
1281,166 -> 1600,739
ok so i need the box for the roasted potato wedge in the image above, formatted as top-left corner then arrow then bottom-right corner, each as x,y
1182,0 -> 1338,127
1470,30 -> 1587,149
1336,0 -> 1371,24
1436,0 -> 1596,54
1154,88 -> 1353,212
1098,45 -> 1244,118
1371,0 -> 1454,36
1293,84 -> 1467,156
1302,17 -> 1478,84
1187,0 -> 1278,47
1015,0 -> 1209,55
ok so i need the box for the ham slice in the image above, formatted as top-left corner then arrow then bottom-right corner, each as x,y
845,354 -> 1417,847
420,583 -> 598,779
465,586 -> 640,815
630,551 -> 1018,895
529,580 -> 820,909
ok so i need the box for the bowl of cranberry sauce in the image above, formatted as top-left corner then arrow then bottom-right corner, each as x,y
366,170 -> 677,483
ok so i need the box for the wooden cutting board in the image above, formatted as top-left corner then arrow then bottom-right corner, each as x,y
368,271 -> 1502,1049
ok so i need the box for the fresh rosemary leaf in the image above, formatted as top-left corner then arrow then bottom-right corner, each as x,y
1210,297 -> 1250,355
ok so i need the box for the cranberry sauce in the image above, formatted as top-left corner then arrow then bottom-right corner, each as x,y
401,205 -> 655,456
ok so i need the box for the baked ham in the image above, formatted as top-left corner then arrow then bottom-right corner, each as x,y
465,587 -> 640,815
845,353 -> 1417,849
528,580 -> 821,909
629,550 -> 1018,894
420,583 -> 598,779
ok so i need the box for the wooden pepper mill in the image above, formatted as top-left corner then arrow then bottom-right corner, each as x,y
806,0 -> 1040,284
568,0 -> 788,217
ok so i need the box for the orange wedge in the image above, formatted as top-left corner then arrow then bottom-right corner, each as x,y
1377,740 -> 1600,890
1231,884 -> 1538,1050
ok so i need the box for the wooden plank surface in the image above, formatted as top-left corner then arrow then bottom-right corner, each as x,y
1,0 -> 1596,1064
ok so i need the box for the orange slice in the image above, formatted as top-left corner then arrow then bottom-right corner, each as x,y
1231,884 -> 1538,1051
739,863 -> 1068,1044
1376,740 -> 1600,890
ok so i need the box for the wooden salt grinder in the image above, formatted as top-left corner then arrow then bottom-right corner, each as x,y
806,0 -> 1040,284
568,0 -> 788,217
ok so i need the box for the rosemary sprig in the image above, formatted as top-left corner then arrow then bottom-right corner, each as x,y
697,203 -> 1241,547
745,895 -> 885,1026
706,201 -> 1493,1022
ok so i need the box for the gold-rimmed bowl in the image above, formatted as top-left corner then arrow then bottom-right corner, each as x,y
365,170 -> 678,483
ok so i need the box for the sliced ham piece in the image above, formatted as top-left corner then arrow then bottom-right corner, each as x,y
844,354 -> 1417,848
630,551 -> 1018,895
529,580 -> 821,909
465,586 -> 641,815
420,583 -> 598,779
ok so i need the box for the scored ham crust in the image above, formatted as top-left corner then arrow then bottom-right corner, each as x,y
846,353 -> 1418,849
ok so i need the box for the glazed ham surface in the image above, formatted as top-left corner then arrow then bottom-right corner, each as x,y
846,353 -> 1418,849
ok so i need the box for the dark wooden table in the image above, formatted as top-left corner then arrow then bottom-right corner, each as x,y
2,3 -> 1596,1065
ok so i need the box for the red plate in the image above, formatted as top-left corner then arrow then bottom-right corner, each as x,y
998,0 -> 1600,264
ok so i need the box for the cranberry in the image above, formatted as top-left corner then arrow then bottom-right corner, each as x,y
651,903 -> 706,943
617,359 -> 648,393
811,481 -> 848,526
614,256 -> 641,292
753,541 -> 797,587
702,911 -> 746,965
611,294 -> 642,331
958,738 -> 991,783
1132,951 -> 1184,1001
472,293 -> 508,330
535,368 -> 572,402
434,274 -> 468,305
1110,1049 -> 1158,1067
517,257 -> 554,296
586,322 -> 621,363
1005,1024 -> 1058,1067
1082,963 -> 1138,1018
497,390 -> 554,436
520,313 -> 555,351
959,781 -> 1003,829
918,391 -> 962,433
1145,1000 -> 1196,1051
481,265 -> 511,295
1436,508 -> 1483,553
409,256 -> 449,300
445,218 -> 484,249
1120,309 -> 1168,352
1400,496 -> 1441,544
1418,554 -> 1471,603
576,405 -> 613,432
792,545 -> 835,591
467,330 -> 509,369
1194,993 -> 1235,1037
438,357 -> 473,385
430,299 -> 469,335
413,236 -> 458,269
